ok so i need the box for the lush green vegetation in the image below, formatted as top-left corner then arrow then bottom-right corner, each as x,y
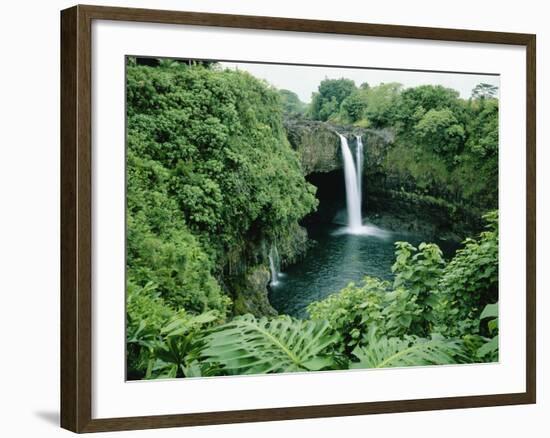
128,210 -> 498,378
126,59 -> 499,379
126,60 -> 317,313
307,78 -> 498,214
278,89 -> 307,116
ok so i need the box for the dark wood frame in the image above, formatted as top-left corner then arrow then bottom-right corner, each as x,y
61,4 -> 536,433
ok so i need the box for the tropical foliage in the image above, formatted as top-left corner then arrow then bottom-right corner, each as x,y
202,315 -> 338,374
350,331 -> 463,369
126,59 -> 318,314
126,58 -> 499,380
128,211 -> 499,378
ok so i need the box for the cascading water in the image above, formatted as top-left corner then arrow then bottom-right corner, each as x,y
339,134 -> 363,231
269,245 -> 281,286
356,135 -> 364,212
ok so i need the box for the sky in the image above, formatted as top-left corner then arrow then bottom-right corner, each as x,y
219,61 -> 499,102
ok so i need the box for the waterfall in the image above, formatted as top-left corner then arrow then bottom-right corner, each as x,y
356,135 -> 364,213
339,134 -> 363,231
269,245 -> 281,286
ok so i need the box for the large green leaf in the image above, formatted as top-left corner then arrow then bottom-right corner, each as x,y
201,315 -> 339,374
161,310 -> 218,337
480,303 -> 498,320
350,331 -> 462,369
476,335 -> 499,358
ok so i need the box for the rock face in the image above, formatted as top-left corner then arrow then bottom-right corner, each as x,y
284,118 -> 341,174
283,116 -> 394,176
232,265 -> 277,317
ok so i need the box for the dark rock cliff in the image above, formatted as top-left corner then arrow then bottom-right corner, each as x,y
231,265 -> 278,317
283,116 -> 394,176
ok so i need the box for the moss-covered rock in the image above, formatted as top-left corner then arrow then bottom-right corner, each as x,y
284,116 -> 394,176
284,117 -> 341,174
232,265 -> 277,317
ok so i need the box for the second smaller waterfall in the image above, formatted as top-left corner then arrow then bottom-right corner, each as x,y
269,245 -> 281,286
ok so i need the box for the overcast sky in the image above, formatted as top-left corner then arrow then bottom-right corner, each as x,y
219,61 -> 499,102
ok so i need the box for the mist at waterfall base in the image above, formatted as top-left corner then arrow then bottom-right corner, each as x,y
268,134 -> 459,318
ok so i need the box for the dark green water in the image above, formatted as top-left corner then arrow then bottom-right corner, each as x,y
268,220 -> 459,318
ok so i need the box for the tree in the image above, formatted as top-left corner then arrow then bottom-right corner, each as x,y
471,83 -> 498,100
340,91 -> 367,123
361,82 -> 402,127
396,85 -> 464,132
465,98 -> 498,157
278,89 -> 306,116
414,108 -> 465,157
309,78 -> 357,121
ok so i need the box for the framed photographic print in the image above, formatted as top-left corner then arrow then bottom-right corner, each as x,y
60,4 -> 536,433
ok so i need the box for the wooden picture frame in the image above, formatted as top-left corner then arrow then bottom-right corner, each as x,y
61,4 -> 536,433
